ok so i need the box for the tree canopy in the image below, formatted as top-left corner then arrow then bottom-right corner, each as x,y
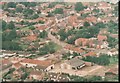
58,29 -> 67,41
39,30 -> 48,38
82,54 -> 110,66
39,42 -> 57,55
16,6 -> 23,13
75,2 -> 85,12
5,21 -> 15,29
54,8 -> 64,14
84,21 -> 90,27
0,20 -> 7,31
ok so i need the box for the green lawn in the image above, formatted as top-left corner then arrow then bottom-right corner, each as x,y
20,27 -> 30,31
109,56 -> 118,65
54,43 -> 62,51
19,44 -> 29,50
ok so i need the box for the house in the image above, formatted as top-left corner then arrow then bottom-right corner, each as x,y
84,62 -> 93,66
110,34 -> 118,39
100,41 -> 109,49
36,25 -> 48,32
64,45 -> 85,55
29,70 -> 44,80
2,51 -> 16,57
99,28 -> 109,34
55,14 -> 69,23
0,59 -> 12,70
67,15 -> 79,27
9,57 -> 25,64
40,2 -> 49,8
98,2 -> 111,10
105,65 -> 118,78
28,17 -> 47,23
83,51 -> 97,57
13,68 -> 24,79
97,34 -> 107,41
20,59 -> 55,72
12,62 -> 23,70
75,38 -> 88,46
22,34 -> 37,42
107,48 -> 118,56
54,4 -> 64,9
85,16 -> 97,23
60,58 -> 86,70
75,37 -> 108,49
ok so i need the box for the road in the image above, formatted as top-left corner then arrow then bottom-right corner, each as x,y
48,32 -> 67,48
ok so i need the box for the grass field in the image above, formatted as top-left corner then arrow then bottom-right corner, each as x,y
20,27 -> 30,31
109,56 -> 118,65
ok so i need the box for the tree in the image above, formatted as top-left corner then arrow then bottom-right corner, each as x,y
5,21 -> 15,29
2,30 -> 17,41
20,2 -> 30,7
2,41 -> 22,51
39,30 -> 48,38
82,54 -> 110,66
107,36 -> 118,48
21,72 -> 29,80
93,9 -> 100,13
84,21 -> 90,27
75,2 -> 85,12
31,14 -> 39,19
69,75 -> 87,82
58,29 -> 67,41
28,2 -> 36,7
39,20 -> 45,24
23,9 -> 34,16
0,20 -> 7,31
29,26 -> 35,30
54,8 -> 64,14
16,6 -> 23,13
48,2 -> 58,8
39,42 -> 57,55
67,37 -> 76,44
88,76 -> 103,82
6,2 -> 16,8
95,22 -> 106,28
47,12 -> 54,17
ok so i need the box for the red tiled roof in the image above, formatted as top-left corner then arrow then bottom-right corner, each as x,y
64,44 -> 84,53
30,71 -> 42,76
36,25 -> 47,30
75,38 -> 88,46
0,2 -> 5,5
26,35 -> 37,41
108,67 -> 118,75
83,51 -> 96,57
2,59 -> 11,65
97,34 -> 107,41
110,34 -> 118,38
13,62 -> 23,68
98,2 -> 111,8
68,15 -> 78,25
85,16 -> 97,23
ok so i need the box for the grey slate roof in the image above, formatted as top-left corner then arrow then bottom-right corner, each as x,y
66,58 -> 85,67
